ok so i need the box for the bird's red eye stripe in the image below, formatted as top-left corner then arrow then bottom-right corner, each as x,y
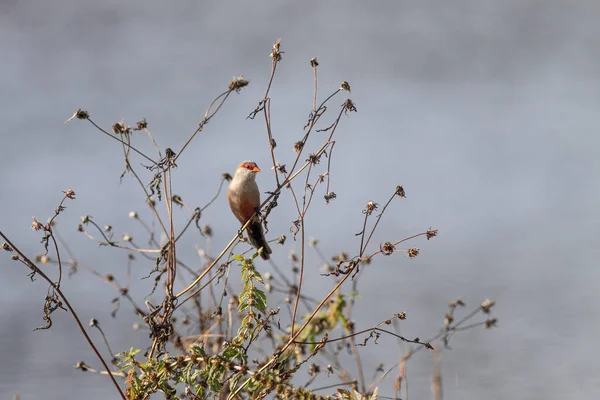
245,164 -> 254,169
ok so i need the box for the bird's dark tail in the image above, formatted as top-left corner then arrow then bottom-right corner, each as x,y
246,219 -> 272,260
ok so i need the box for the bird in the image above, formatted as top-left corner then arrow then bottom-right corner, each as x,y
227,160 -> 273,260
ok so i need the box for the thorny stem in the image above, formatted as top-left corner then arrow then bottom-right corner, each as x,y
0,232 -> 126,400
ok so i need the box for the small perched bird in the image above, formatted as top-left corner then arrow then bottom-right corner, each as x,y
227,161 -> 272,260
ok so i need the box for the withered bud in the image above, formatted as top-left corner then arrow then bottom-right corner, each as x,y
10,254 -> 18,261
202,225 -> 213,237
310,57 -> 319,67
407,248 -> 419,258
34,254 -> 42,262
444,314 -> 453,328
277,235 -> 286,245
480,299 -> 495,313
31,217 -> 43,231
270,138 -> 277,148
89,318 -> 98,327
395,185 -> 406,198
104,225 -> 112,232
309,238 -> 318,247
264,272 -> 272,280
147,198 -> 156,208
134,118 -> 148,130
222,173 -> 233,182
106,274 -> 114,282
364,201 -> 378,216
396,312 -> 406,320
265,283 -> 272,293
343,99 -> 357,113
229,76 -> 249,92
1,243 -> 12,252
65,109 -> 89,124
63,188 -> 76,199
293,141 -> 304,153
40,255 -> 50,264
274,163 -> 287,174
340,81 -> 351,92
122,234 -> 132,242
80,215 -> 90,224
112,121 -> 131,135
270,39 -> 282,62
456,298 -> 466,306
284,297 -> 291,304
485,318 -> 498,328
289,250 -> 298,263
413,337 -> 420,343
381,242 -> 395,255
324,192 -> 337,204
426,229 -> 438,240
128,254 -> 135,260
77,224 -> 84,232
332,252 -> 349,262
128,211 -> 138,219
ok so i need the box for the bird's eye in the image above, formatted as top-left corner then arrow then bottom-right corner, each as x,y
245,164 -> 253,170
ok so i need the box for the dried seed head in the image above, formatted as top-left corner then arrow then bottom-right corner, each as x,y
202,225 -> 213,238
289,250 -> 298,263
1,243 -> 12,252
309,238 -> 318,247
343,98 -> 357,113
89,318 -> 98,327
481,299 -> 495,313
395,185 -> 406,198
396,312 -> 406,320
381,242 -> 395,255
77,224 -> 84,232
229,76 -> 249,92
270,39 -> 283,62
172,195 -> 184,207
31,217 -> 43,231
277,235 -> 286,245
65,109 -> 89,124
293,141 -> 304,153
364,201 -> 378,216
64,188 -> 76,199
40,255 -> 50,264
222,173 -> 233,182
485,318 -> 498,328
340,81 -> 351,92
407,248 -> 419,258
112,121 -> 131,135
307,153 -> 321,165
104,225 -> 112,233
122,234 -> 132,242
274,163 -> 287,174
134,118 -> 148,130
324,192 -> 337,204
10,254 -> 18,261
128,211 -> 138,219
456,298 -> 466,306
80,215 -> 90,224
310,57 -> 319,67
426,229 -> 438,240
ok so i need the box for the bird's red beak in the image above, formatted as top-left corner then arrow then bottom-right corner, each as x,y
252,165 -> 261,173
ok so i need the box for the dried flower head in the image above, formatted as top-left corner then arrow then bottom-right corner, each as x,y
89,318 -> 98,328
343,99 -> 357,113
270,39 -> 283,62
363,201 -> 378,216
324,192 -> 337,204
1,242 -> 12,252
31,217 -> 43,231
104,225 -> 112,233
63,188 -> 76,199
426,228 -> 438,240
202,225 -> 213,238
310,57 -> 319,67
222,172 -> 233,182
481,299 -> 495,313
307,153 -> 321,165
128,211 -> 138,219
340,81 -> 351,92
122,234 -> 132,242
229,76 -> 249,92
396,312 -> 406,320
134,118 -> 148,130
381,242 -> 395,255
277,235 -> 286,245
395,185 -> 406,198
407,248 -> 420,258
112,121 -> 131,135
80,215 -> 90,224
65,109 -> 89,124
293,141 -> 304,153
485,318 -> 498,328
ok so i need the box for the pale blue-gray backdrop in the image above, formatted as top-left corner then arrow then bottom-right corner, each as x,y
1,1 -> 599,399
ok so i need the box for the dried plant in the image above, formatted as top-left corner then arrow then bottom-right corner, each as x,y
2,40 -> 497,400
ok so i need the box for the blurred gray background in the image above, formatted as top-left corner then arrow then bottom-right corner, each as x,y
1,0 -> 599,399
